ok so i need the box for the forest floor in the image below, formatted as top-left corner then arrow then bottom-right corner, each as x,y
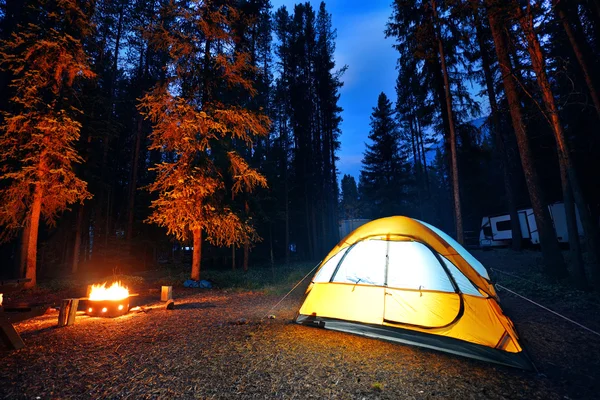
2,249 -> 600,399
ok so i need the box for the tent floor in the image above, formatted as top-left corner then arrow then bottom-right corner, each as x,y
296,314 -> 533,370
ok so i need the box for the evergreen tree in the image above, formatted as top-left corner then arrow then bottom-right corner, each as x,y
340,174 -> 359,219
272,2 -> 343,259
139,0 -> 269,281
0,0 -> 94,287
359,93 -> 410,218
387,0 -> 481,242
484,0 -> 568,280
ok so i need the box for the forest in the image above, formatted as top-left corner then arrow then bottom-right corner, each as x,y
1,0 -> 600,291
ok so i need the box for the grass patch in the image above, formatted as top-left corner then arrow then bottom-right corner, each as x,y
31,261 -> 319,297
201,261 -> 318,293
371,382 -> 384,392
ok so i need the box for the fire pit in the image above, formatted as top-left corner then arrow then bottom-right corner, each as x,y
86,282 -> 130,318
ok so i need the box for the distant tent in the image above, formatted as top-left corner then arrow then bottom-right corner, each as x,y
296,216 -> 531,369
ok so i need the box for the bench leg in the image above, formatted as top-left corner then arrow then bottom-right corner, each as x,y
0,319 -> 25,350
67,299 -> 79,325
58,299 -> 79,327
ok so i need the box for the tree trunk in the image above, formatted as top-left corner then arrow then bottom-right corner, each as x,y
409,115 -> 424,217
231,245 -> 236,270
126,116 -> 144,243
473,1 -> 522,250
305,188 -> 314,259
417,117 -> 430,194
519,2 -> 600,283
561,164 -> 587,288
24,185 -> 42,289
71,203 -> 85,274
19,215 -> 30,279
432,0 -> 463,244
555,0 -> 600,121
243,241 -> 249,272
486,0 -> 568,279
284,138 -> 290,266
191,227 -> 202,281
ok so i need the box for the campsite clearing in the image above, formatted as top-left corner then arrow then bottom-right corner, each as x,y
2,249 -> 600,399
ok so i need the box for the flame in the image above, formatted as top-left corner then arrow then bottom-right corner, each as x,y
89,281 -> 129,301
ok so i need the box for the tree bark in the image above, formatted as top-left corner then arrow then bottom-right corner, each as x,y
518,2 -> 600,283
555,0 -> 600,121
243,201 -> 249,272
473,1 -> 522,250
432,0 -> 463,244
24,185 -> 43,289
191,227 -> 202,281
486,0 -> 568,279
19,215 -> 30,279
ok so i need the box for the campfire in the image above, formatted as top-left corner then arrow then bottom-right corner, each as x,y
86,281 -> 130,318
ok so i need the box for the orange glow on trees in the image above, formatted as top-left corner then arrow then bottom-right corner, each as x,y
138,0 -> 269,281
0,0 -> 94,288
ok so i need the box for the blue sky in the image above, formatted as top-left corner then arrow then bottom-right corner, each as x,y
271,0 -> 399,181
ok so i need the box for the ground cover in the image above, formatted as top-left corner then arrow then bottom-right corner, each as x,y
1,249 -> 599,399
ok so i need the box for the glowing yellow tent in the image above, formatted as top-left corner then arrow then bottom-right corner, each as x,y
296,216 -> 531,369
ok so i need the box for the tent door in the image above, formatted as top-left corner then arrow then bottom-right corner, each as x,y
383,289 -> 461,329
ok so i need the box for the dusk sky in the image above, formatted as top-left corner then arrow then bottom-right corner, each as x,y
271,0 -> 399,181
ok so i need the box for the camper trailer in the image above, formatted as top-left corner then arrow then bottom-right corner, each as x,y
479,203 -> 583,247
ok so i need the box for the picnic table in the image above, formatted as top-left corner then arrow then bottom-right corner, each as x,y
0,278 -> 49,350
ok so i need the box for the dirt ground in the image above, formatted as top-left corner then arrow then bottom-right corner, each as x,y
2,249 -> 599,399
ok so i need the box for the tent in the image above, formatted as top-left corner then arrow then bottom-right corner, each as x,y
296,216 -> 531,369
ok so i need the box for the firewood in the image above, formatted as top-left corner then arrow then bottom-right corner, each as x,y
58,299 -> 79,327
161,286 -> 173,302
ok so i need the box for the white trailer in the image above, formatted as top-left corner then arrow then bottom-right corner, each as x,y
479,202 -> 583,247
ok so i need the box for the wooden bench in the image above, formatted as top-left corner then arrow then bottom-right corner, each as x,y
0,279 -> 50,350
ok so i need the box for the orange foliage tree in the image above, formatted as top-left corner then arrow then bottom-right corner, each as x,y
139,0 -> 269,281
0,0 -> 94,288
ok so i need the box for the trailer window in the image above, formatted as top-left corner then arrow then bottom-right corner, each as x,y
495,220 -> 512,231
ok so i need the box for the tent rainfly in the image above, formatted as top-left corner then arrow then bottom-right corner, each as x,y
296,216 -> 532,369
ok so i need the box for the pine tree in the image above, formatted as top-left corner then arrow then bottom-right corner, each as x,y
516,0 -> 600,284
485,0 -> 568,280
0,0 -> 94,288
139,0 -> 269,281
340,174 -> 359,219
468,0 -> 523,250
387,0 -> 480,242
272,2 -> 344,259
360,93 -> 410,218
